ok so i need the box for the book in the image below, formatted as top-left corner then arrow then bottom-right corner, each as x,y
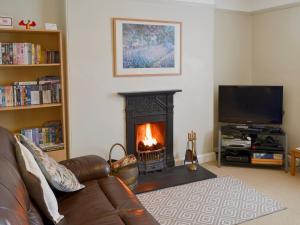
30,85 -> 40,105
46,50 -> 60,63
9,43 -> 13,64
39,76 -> 61,103
20,121 -> 64,152
0,87 -> 4,106
0,86 -> 14,107
252,153 -> 283,160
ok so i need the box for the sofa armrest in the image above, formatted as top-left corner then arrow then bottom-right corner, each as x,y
60,155 -> 110,183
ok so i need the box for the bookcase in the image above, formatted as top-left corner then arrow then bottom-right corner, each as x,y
0,29 -> 68,161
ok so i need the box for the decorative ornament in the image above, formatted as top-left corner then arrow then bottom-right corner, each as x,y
19,20 -> 36,30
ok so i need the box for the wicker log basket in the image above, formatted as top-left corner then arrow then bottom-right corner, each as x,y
109,143 -> 138,190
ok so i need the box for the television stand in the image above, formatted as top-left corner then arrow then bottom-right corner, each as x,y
217,125 -> 288,172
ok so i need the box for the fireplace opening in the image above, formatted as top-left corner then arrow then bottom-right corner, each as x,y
136,122 -> 166,173
136,122 -> 165,151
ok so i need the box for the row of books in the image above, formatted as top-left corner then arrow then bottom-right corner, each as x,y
0,76 -> 61,107
46,51 -> 60,64
0,42 -> 60,65
20,121 -> 64,152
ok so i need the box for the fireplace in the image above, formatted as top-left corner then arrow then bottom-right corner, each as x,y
118,90 -> 181,173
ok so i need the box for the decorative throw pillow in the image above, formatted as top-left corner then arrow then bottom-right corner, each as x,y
15,139 -> 64,224
17,134 -> 85,192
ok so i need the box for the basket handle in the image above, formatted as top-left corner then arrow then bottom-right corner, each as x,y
109,143 -> 128,166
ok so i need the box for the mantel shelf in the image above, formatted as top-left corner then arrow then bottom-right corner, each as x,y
118,89 -> 182,97
0,103 -> 62,112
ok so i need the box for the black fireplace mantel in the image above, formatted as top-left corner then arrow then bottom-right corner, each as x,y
118,89 -> 182,97
118,89 -> 182,167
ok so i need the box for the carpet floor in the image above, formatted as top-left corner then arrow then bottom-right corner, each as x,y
137,176 -> 286,225
202,161 -> 300,225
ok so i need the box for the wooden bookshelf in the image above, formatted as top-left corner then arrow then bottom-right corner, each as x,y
0,29 -> 68,161
0,63 -> 61,68
0,28 -> 61,34
0,103 -> 62,112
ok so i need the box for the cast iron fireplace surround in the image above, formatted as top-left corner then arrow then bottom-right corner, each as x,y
118,90 -> 182,167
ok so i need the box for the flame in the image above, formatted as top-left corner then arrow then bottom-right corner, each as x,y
143,123 -> 157,147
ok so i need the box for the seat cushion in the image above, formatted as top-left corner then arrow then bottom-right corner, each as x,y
58,176 -> 158,225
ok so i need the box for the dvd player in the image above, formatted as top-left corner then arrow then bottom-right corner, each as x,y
222,138 -> 251,148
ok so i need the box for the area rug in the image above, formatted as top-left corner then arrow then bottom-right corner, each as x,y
137,176 -> 286,225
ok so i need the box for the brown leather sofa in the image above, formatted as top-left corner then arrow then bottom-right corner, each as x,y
0,127 -> 159,225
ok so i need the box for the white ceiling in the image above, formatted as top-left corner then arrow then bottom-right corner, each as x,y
176,0 -> 300,12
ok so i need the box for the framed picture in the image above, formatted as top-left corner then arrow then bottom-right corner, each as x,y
113,18 -> 182,76
0,16 -> 13,28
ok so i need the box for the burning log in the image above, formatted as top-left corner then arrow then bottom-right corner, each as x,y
138,141 -> 164,152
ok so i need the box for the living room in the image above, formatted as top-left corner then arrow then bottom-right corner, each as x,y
0,0 -> 300,225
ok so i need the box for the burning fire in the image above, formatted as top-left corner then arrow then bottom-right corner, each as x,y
143,123 -> 157,147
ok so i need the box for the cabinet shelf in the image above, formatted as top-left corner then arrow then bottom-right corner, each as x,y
0,103 -> 62,112
0,28 -> 61,34
0,64 -> 61,68
218,125 -> 288,171
220,159 -> 283,169
220,147 -> 284,154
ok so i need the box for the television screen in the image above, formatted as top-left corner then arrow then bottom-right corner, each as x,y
219,86 -> 283,124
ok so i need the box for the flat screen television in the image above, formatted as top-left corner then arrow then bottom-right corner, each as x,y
219,85 -> 283,124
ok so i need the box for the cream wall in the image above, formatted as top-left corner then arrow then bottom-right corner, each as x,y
66,0 -> 215,161
1,0 -> 65,30
215,0 -> 253,12
252,6 -> 300,148
214,9 -> 253,147
3,0 -> 298,158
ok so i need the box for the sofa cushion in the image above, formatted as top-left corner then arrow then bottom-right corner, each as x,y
15,140 -> 64,224
58,179 -> 116,225
60,155 -> 111,182
19,134 -> 85,192
58,176 -> 159,225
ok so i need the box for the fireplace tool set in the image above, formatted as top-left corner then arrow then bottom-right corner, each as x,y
184,131 -> 199,171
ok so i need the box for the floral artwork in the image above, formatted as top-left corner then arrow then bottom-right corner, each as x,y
113,19 -> 181,76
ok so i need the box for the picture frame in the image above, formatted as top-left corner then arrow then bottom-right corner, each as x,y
113,18 -> 182,77
0,16 -> 13,29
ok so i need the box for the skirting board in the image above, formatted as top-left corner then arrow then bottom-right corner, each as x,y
175,152 -> 216,166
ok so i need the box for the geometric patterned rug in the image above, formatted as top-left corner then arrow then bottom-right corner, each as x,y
137,176 -> 286,225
